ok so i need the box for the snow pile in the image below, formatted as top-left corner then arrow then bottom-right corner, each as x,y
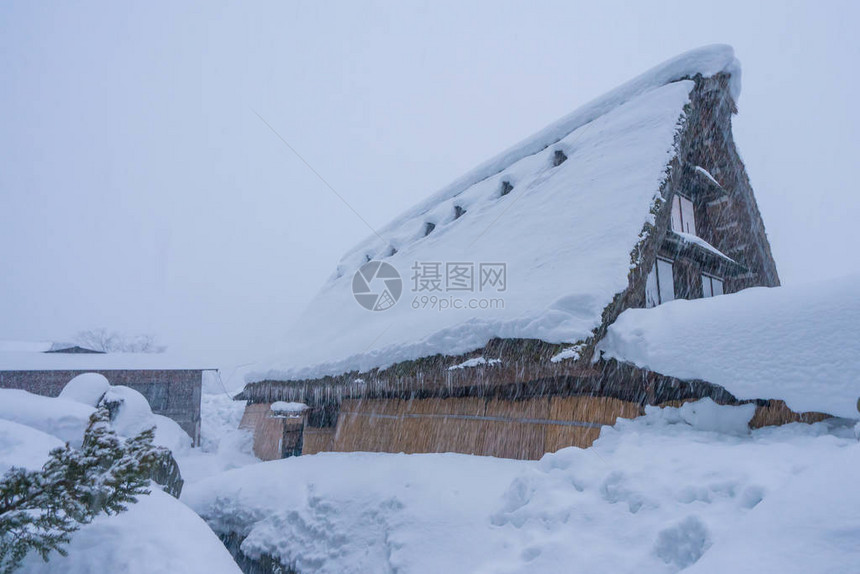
599,274 -> 860,419
0,379 -> 191,466
0,419 -> 64,474
185,404 -> 860,574
647,398 -> 755,436
17,488 -> 242,574
58,372 -> 110,406
0,384 -> 191,453
0,389 -> 95,447
185,452 -> 520,573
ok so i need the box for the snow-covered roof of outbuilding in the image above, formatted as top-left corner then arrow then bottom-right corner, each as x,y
599,275 -> 860,420
0,348 -> 214,372
250,45 -> 742,383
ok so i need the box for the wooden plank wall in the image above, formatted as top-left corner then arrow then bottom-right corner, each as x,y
242,396 -> 831,462
239,403 -> 306,461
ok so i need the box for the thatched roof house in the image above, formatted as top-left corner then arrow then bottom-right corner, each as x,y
238,45 -> 796,460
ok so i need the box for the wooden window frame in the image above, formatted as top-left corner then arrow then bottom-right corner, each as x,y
646,257 -> 676,307
701,272 -> 724,298
671,194 -> 697,236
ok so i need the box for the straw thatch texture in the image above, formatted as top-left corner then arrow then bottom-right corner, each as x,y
749,400 -> 830,428
481,398 -> 549,459
302,427 -> 336,454
549,395 -> 640,425
545,396 -> 640,452
328,395 -> 640,460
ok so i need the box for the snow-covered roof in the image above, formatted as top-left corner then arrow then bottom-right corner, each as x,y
599,274 -> 860,419
0,340 -> 94,353
0,340 -> 55,353
250,45 -> 742,383
0,350 -> 214,372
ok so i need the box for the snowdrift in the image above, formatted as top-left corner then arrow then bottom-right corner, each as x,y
185,403 -> 860,574
600,274 -> 860,419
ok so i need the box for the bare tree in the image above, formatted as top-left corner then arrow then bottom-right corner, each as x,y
73,329 -> 165,353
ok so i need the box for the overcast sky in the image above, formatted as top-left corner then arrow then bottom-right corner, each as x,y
2,1 -> 858,367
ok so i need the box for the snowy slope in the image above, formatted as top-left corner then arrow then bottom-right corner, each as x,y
251,45 -> 743,383
18,489 -> 242,574
185,404 -> 860,574
599,274 -> 860,419
0,419 -> 63,474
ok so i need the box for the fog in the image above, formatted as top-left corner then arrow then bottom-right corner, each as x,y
2,1 -> 858,366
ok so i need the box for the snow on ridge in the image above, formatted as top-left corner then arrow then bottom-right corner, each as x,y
448,357 -> 501,370
599,274 -> 860,419
337,44 -> 740,272
550,346 -> 582,363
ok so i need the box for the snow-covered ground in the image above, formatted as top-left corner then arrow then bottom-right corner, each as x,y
600,274 -> 860,419
3,362 -> 859,572
175,392 -> 258,485
185,401 -> 860,574
17,488 -> 242,574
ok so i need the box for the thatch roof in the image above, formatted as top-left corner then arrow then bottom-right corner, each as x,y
249,45 -> 742,386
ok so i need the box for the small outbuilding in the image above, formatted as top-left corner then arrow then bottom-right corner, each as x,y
0,341 -> 211,445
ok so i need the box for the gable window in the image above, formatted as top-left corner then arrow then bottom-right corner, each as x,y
702,273 -> 724,298
645,257 -> 675,307
670,194 -> 697,236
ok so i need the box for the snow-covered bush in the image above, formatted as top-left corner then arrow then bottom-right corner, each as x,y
100,385 -> 191,455
0,407 -> 164,573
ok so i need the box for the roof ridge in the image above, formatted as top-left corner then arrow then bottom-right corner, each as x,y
338,45 -> 740,270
